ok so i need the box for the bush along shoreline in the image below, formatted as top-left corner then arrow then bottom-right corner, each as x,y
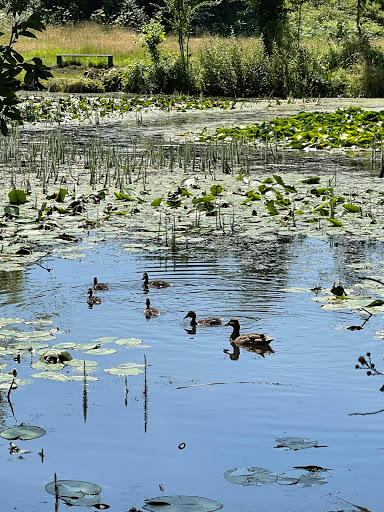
44,34 -> 384,98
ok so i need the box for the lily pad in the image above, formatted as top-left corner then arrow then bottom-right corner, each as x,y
65,359 -> 98,372
104,363 -> 144,376
0,425 -> 46,440
274,437 -> 319,450
85,348 -> 116,356
31,372 -> 98,382
92,337 -> 118,344
223,467 -> 277,486
0,318 -> 24,327
52,342 -> 78,350
115,338 -> 143,347
45,479 -> 102,507
277,469 -> 331,487
31,361 -> 65,371
143,495 -> 222,512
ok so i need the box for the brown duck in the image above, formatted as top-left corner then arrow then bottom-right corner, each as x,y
142,272 -> 172,288
226,318 -> 274,347
93,277 -> 109,290
87,288 -> 102,305
144,298 -> 160,318
184,310 -> 223,326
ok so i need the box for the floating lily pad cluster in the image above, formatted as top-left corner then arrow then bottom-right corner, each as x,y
18,95 -> 235,125
205,107 -> 384,150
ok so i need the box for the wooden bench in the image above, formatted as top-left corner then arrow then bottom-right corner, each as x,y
56,54 -> 113,68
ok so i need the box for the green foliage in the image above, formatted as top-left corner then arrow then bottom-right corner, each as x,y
8,189 -> 27,204
140,17 -> 165,64
0,2 -> 52,135
206,107 -> 384,150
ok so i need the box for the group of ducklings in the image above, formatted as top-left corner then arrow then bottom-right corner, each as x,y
142,273 -> 275,351
87,277 -> 109,305
88,272 -> 274,351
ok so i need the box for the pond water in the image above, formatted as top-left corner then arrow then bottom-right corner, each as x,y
0,235 -> 383,512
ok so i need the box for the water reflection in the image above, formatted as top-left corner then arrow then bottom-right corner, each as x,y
223,340 -> 275,360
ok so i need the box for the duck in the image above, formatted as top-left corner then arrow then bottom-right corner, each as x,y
93,277 -> 109,290
226,318 -> 274,346
142,272 -> 173,288
184,310 -> 223,326
144,298 -> 160,318
87,288 -> 102,305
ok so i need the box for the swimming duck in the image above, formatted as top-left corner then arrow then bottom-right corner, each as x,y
226,318 -> 274,346
184,310 -> 223,326
144,298 -> 160,318
142,272 -> 173,288
87,288 -> 102,305
93,277 -> 109,290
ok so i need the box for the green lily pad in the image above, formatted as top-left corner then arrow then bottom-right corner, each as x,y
274,437 -> 319,450
45,480 -> 102,507
92,337 -> 118,344
0,318 -> 24,327
115,338 -> 143,347
223,467 -> 277,486
0,425 -> 46,440
85,348 -> 116,356
277,469 -> 331,487
65,359 -> 98,372
31,361 -> 65,371
143,495 -> 223,512
104,363 -> 144,376
11,342 -> 50,351
31,372 -> 98,382
52,343 -> 78,350
75,343 -> 101,350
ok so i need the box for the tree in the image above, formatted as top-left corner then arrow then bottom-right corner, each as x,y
0,1 -> 52,135
160,0 -> 220,69
246,0 -> 287,55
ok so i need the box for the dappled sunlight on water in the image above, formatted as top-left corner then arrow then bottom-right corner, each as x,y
0,236 -> 383,511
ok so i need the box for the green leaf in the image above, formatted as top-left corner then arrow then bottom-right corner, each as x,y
327,218 -> 343,227
224,467 -> 277,486
0,425 -> 46,440
143,495 -> 223,512
301,177 -> 321,184
210,184 -> 222,196
115,192 -> 134,201
273,175 -> 285,186
8,189 -> 27,204
4,205 -> 19,216
366,299 -> 384,308
265,200 -> 278,215
151,197 -> 162,207
342,204 -> 361,213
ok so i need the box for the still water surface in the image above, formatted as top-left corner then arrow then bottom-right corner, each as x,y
0,236 -> 383,512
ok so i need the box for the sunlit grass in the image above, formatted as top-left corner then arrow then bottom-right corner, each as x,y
1,22 -> 259,68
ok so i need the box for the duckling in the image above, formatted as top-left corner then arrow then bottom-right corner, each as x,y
142,272 -> 173,288
184,310 -> 223,326
87,288 -> 102,305
93,277 -> 109,290
144,298 -> 160,318
226,318 -> 274,346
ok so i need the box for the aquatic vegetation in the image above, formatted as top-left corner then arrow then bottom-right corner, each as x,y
0,425 -> 46,440
16,95 -> 236,125
142,495 -> 223,512
45,479 -> 104,507
205,108 -> 384,150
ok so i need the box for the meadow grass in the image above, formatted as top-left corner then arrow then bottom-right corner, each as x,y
3,22 -> 257,68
